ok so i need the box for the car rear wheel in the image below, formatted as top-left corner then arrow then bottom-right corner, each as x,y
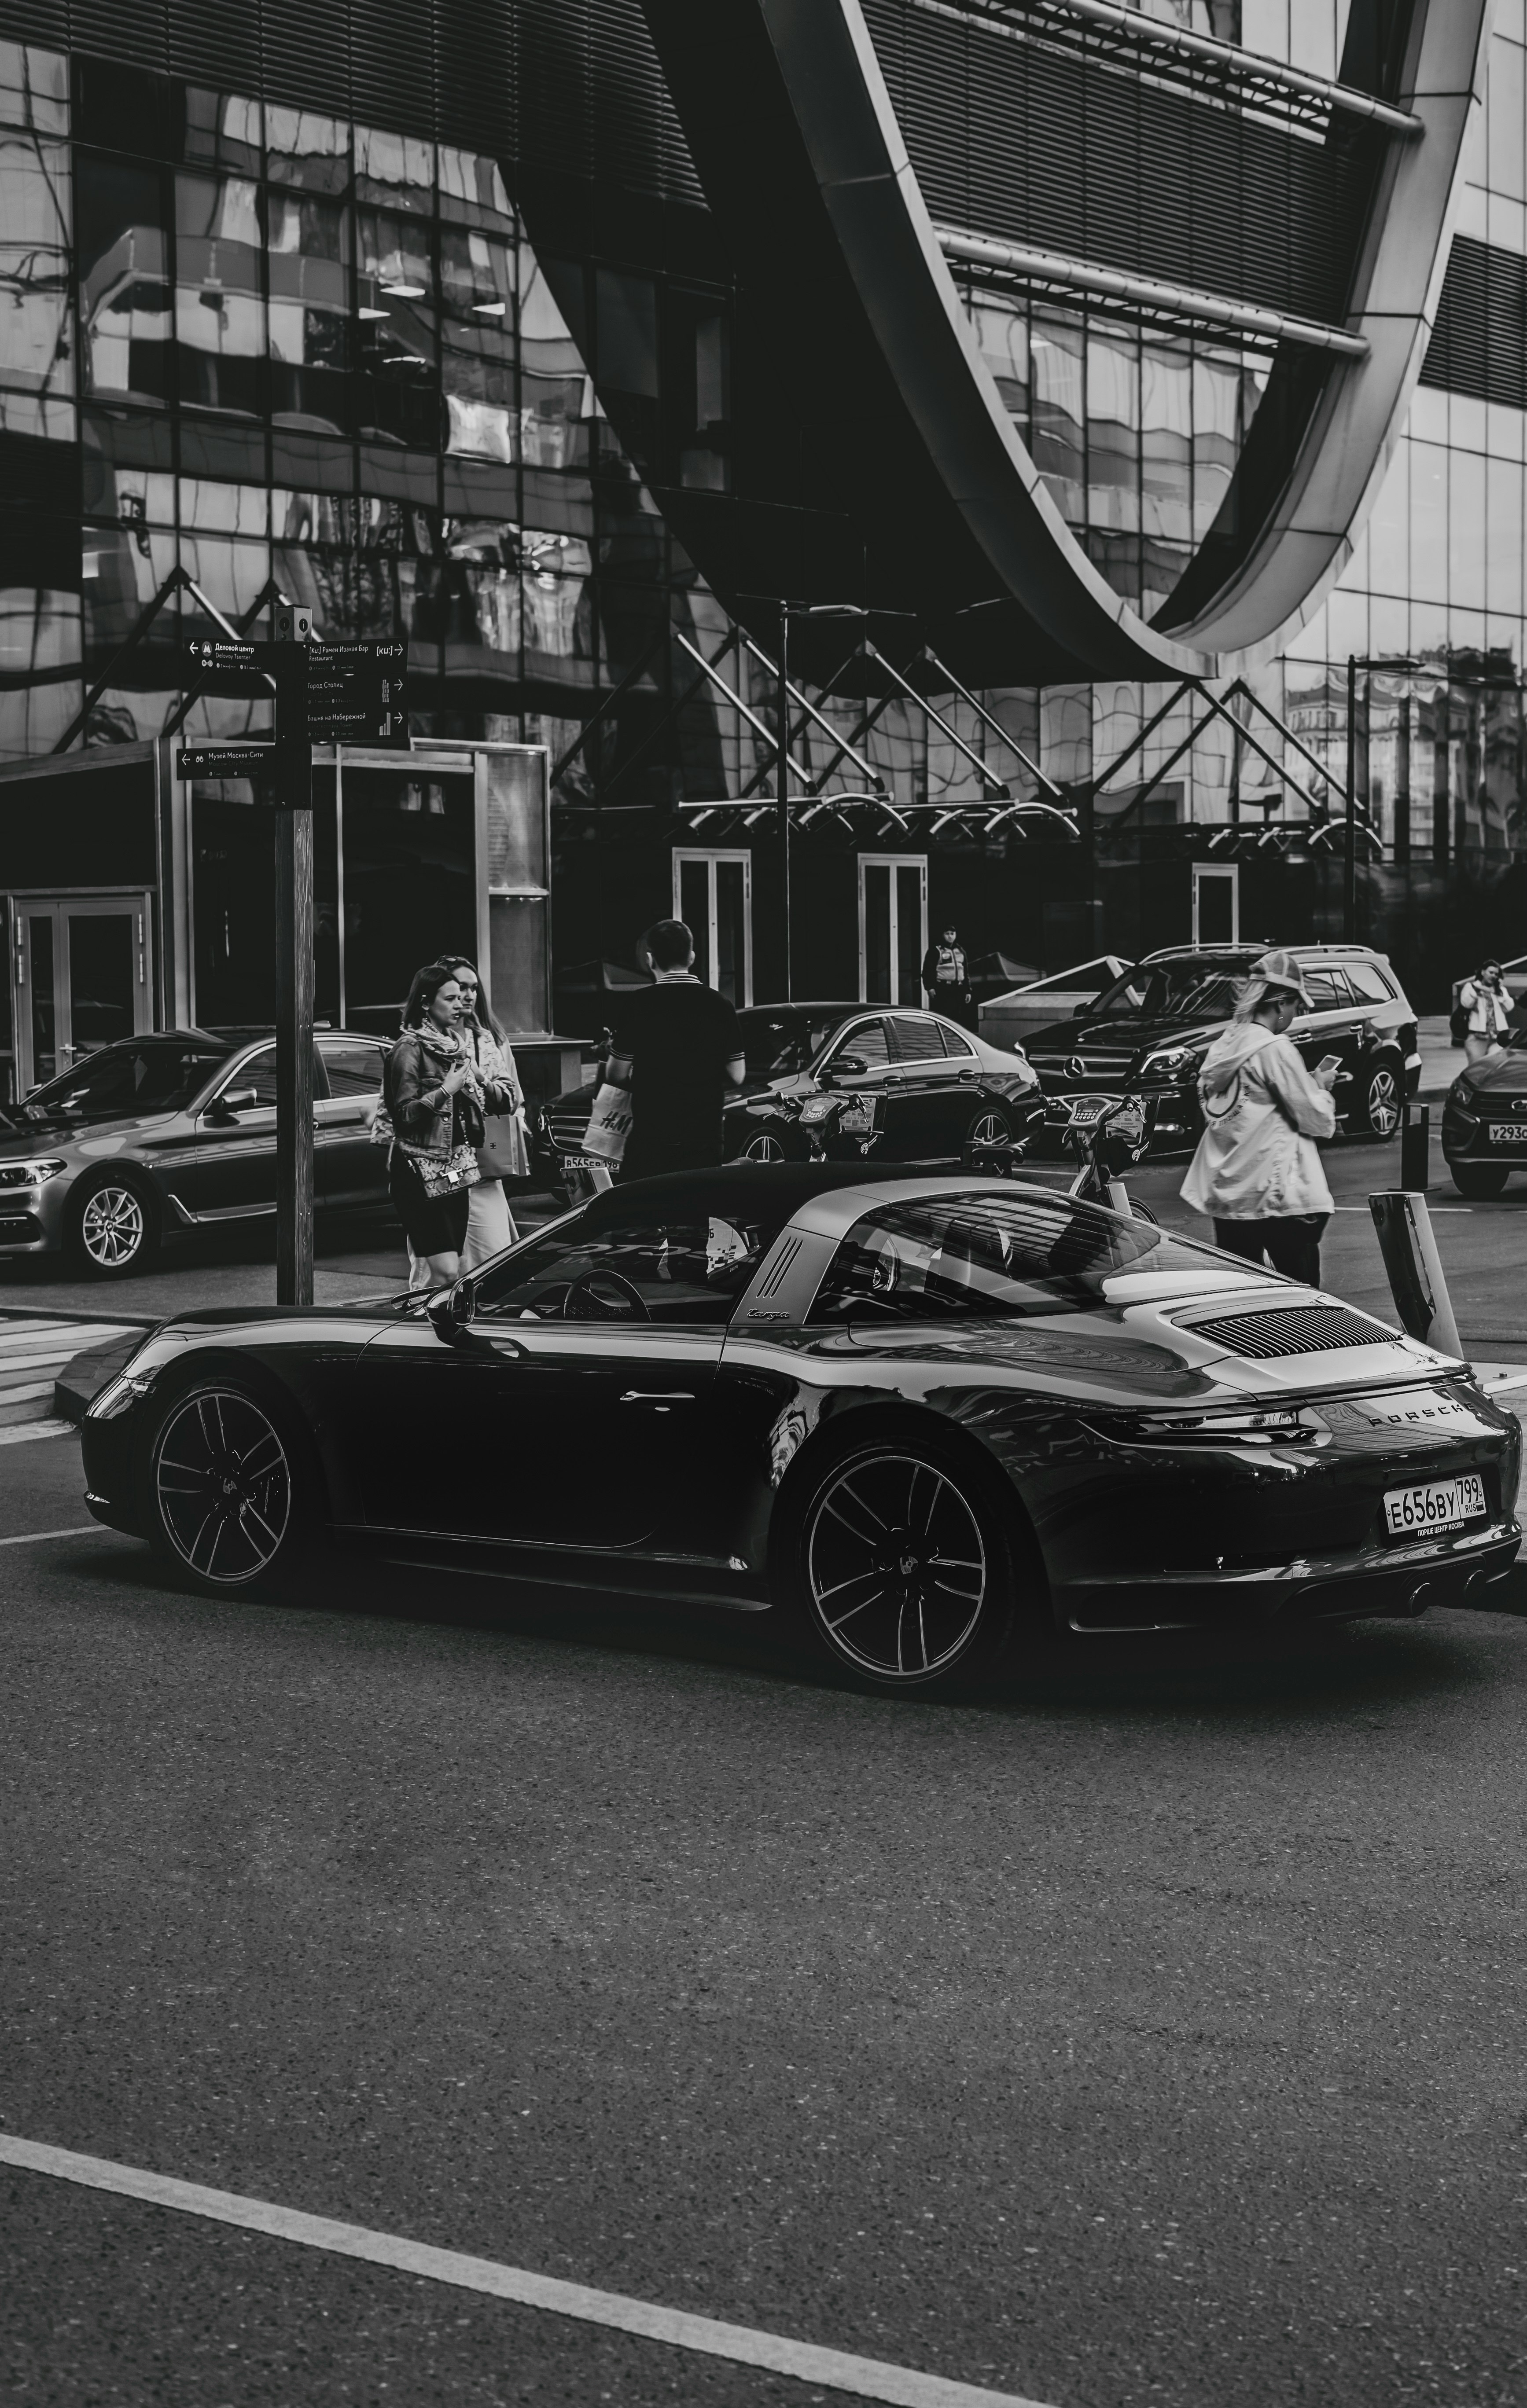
741,1127 -> 788,1163
777,1430 -> 1027,1694
965,1105 -> 1012,1149
1450,1161 -> 1510,1199
66,1172 -> 160,1277
145,1381 -> 304,1594
1353,1054 -> 1404,1140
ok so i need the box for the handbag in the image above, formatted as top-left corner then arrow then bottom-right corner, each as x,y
477,1108 -> 531,1183
581,1080 -> 633,1166
405,1142 -> 482,1200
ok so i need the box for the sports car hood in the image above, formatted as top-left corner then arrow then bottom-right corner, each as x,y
1023,1015 -> 1221,1059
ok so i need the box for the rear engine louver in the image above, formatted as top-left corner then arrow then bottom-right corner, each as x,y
1187,1305 -> 1396,1359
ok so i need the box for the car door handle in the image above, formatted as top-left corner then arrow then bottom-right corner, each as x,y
620,1389 -> 694,1404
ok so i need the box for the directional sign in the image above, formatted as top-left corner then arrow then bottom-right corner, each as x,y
177,745 -> 278,778
305,639 -> 408,745
186,638 -> 263,669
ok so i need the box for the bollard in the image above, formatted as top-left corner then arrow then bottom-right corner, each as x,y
1369,1190 -> 1464,1358
1399,1103 -> 1430,1193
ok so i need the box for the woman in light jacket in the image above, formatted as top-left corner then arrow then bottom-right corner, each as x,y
1181,949 -> 1339,1288
441,954 -> 527,1269
1459,959 -> 1512,1065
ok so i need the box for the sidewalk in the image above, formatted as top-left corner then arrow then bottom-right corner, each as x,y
1416,1013 -> 1464,1100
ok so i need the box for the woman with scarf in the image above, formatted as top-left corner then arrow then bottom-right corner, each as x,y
440,953 -> 528,1267
385,962 -> 513,1289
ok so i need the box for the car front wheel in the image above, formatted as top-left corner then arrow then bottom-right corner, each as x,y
1450,1161 -> 1510,1200
1353,1054 -> 1404,1140
66,1172 -> 160,1277
144,1380 -> 305,1594
777,1430 -> 1027,1694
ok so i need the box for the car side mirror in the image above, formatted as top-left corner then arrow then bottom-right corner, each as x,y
430,1276 -> 476,1339
828,1054 -> 868,1082
206,1086 -> 259,1120
1071,1002 -> 1089,1017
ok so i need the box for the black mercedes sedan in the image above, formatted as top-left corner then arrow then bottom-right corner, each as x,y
1442,1042 -> 1527,1195
534,1002 -> 1041,1185
81,1165 -> 1520,1693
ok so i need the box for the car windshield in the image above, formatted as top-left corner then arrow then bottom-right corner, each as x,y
810,1191 -> 1225,1325
737,1007 -> 859,1078
1085,957 -> 1257,1023
12,1039 -> 228,1125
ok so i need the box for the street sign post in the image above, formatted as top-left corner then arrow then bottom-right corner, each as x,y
179,628 -> 410,1306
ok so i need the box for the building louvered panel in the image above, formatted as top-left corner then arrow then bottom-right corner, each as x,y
166,0 -> 263,99
258,0 -> 353,121
351,0 -> 436,140
67,0 -> 169,70
0,0 -> 69,45
435,0 -> 518,165
1421,234 -> 1527,412
862,0 -> 1369,329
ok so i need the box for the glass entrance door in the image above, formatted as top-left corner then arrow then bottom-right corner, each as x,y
8,893 -> 154,1098
859,855 -> 927,1005
673,849 -> 752,1005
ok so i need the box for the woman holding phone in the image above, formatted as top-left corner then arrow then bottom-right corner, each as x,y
1181,949 -> 1339,1287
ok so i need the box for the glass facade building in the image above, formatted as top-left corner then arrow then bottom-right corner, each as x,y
0,0 -> 1522,1068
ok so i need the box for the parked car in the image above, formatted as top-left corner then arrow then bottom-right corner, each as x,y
1441,1040 -> 1527,1194
533,1000 -> 1042,1182
1020,943 -> 1420,1156
83,1162 -> 1520,1691
0,1028 -> 391,1277
979,954 -> 1131,1050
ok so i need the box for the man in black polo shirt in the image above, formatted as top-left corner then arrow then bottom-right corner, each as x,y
606,919 -> 747,1180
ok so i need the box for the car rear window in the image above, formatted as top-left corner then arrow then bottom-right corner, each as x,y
808,1192 -> 1221,1325
1344,962 -> 1395,1005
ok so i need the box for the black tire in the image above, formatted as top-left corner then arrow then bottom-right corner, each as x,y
964,1103 -> 1012,1150
773,1424 -> 1035,1695
143,1378 -> 308,1596
1450,1161 -> 1510,1200
65,1171 -> 160,1278
1352,1053 -> 1404,1141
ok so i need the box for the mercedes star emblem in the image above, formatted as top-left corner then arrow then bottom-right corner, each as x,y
1067,1056 -> 1086,1082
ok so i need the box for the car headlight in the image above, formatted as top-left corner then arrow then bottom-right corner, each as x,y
1447,1077 -> 1475,1109
0,1158 -> 67,1188
86,1370 -> 155,1421
1140,1048 -> 1196,1079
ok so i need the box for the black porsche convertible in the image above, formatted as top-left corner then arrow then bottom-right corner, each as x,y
81,1165 -> 1521,1693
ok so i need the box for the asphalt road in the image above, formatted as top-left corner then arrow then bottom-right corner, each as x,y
3,1413 -> 1527,2408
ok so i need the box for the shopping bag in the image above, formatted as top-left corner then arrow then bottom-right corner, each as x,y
477,1108 -> 530,1182
581,1081 -> 633,1166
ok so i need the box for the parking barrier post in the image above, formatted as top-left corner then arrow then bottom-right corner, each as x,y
1369,1189 -> 1464,1358
1400,1103 -> 1430,1192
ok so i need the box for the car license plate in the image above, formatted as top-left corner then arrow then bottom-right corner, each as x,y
562,1153 -> 607,1171
1487,1124 -> 1527,1144
1382,1472 -> 1487,1538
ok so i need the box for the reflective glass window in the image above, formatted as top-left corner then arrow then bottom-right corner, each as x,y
1086,326 -> 1140,534
0,41 -> 69,137
77,154 -> 169,406
0,129 -> 73,400
1030,311 -> 1084,523
441,223 -> 516,463
265,107 -> 349,194
267,188 -> 350,432
175,170 -> 263,417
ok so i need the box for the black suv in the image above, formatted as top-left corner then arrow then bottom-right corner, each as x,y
1021,944 -> 1420,1156
1442,1043 -> 1527,1196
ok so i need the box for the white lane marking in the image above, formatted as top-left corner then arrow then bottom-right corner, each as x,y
0,1419 -> 76,1448
0,1526 -> 100,1547
0,2133 -> 1054,2408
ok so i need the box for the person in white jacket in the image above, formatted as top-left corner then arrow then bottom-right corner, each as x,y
1458,960 -> 1511,1065
1181,950 -> 1339,1287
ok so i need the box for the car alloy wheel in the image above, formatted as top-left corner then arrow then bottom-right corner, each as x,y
743,1130 -> 787,1162
966,1108 -> 1011,1149
1360,1063 -> 1402,1139
78,1181 -> 148,1272
803,1447 -> 994,1685
151,1386 -> 293,1589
